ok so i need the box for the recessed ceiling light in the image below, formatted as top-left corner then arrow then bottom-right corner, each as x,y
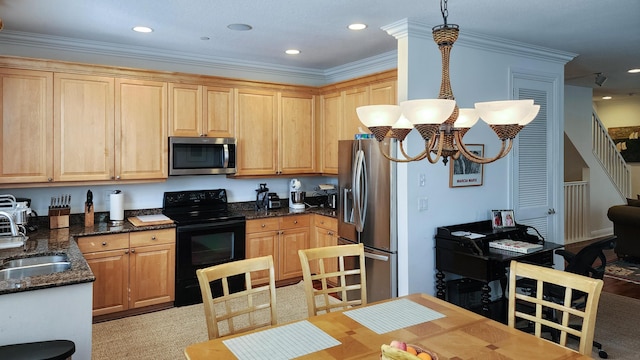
227,24 -> 252,31
629,68 -> 640,74
602,96 -> 612,100
285,49 -> 300,55
348,23 -> 367,31
132,26 -> 153,33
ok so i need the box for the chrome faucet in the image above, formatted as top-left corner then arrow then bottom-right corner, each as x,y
0,210 -> 20,236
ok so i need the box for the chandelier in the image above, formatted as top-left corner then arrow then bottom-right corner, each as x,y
356,0 -> 540,164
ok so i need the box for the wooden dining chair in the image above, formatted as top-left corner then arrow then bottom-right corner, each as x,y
196,255 -> 277,339
298,243 -> 367,317
507,260 -> 604,356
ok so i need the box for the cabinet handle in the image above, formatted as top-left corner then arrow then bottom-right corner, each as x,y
261,224 -> 266,228
115,175 -> 121,180
294,220 -> 298,224
102,242 -> 107,246
328,231 -> 334,235
48,177 -> 53,182
151,236 -> 157,240
131,249 -> 135,253
125,249 -> 129,254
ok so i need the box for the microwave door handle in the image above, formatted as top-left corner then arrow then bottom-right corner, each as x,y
223,144 -> 229,168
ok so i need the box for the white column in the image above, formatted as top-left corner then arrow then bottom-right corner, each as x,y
382,19 -> 441,296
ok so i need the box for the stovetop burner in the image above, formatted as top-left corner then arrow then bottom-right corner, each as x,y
162,189 -> 245,224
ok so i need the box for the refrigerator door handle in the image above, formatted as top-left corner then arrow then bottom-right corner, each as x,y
352,149 -> 368,233
364,252 -> 389,262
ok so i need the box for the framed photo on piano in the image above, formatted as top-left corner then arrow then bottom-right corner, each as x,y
491,209 -> 516,229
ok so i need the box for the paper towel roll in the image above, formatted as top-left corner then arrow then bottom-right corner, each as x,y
110,191 -> 124,221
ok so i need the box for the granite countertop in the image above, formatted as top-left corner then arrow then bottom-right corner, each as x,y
239,206 -> 337,220
0,215 -> 175,296
0,205 -> 333,296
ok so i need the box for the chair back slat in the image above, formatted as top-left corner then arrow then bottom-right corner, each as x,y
508,260 -> 603,355
298,243 -> 367,317
196,255 -> 277,339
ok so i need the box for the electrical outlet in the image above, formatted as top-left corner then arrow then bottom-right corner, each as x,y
419,173 -> 426,187
419,197 -> 428,211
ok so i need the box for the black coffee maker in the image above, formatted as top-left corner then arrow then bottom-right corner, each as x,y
255,184 -> 269,210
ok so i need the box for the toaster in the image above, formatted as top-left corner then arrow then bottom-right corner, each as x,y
267,193 -> 281,209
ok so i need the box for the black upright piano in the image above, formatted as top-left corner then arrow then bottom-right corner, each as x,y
434,220 -> 562,321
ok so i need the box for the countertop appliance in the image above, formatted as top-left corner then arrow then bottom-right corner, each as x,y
267,193 -> 281,209
255,183 -> 269,211
338,139 -> 397,303
162,189 -> 246,307
168,136 -> 237,176
289,178 -> 305,211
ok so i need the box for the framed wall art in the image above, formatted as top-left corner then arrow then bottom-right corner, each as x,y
449,144 -> 484,188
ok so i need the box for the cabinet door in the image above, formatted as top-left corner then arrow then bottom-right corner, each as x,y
246,231 -> 278,285
204,86 -> 235,138
278,227 -> 309,280
235,88 -> 278,175
311,215 -> 338,277
319,91 -> 341,174
168,83 -> 202,137
129,242 -> 176,308
341,87 -> 369,140
83,249 -> 129,316
54,73 -> 115,181
115,78 -> 168,180
370,80 -> 397,105
280,92 -> 315,174
0,69 -> 53,184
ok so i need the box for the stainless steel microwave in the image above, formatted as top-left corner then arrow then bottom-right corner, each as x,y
169,137 -> 237,175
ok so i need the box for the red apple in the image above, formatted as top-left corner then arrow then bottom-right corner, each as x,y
389,340 -> 407,351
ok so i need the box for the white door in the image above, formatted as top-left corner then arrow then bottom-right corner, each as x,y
512,75 -> 563,244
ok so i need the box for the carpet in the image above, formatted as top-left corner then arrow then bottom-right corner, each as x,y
93,285 -> 640,360
605,259 -> 640,284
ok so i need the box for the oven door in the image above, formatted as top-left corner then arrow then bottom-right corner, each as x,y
175,219 -> 246,306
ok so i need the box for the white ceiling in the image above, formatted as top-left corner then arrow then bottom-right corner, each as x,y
1,0 -> 639,100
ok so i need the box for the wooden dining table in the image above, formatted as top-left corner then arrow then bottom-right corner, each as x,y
184,293 -> 592,360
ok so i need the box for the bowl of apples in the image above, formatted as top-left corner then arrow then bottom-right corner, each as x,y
381,340 -> 438,360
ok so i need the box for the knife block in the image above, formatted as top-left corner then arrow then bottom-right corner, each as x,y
49,207 -> 70,229
84,203 -> 94,228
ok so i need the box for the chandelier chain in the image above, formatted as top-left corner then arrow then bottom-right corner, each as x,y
441,0 -> 449,25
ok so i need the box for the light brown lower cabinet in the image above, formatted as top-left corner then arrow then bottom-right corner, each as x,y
311,215 -> 339,282
77,229 -> 175,317
245,214 -> 310,285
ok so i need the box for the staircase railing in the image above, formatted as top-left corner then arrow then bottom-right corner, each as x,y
592,108 -> 632,198
564,181 -> 588,243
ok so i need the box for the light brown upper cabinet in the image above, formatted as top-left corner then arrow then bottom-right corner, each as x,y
235,88 -> 315,176
235,88 -> 279,176
168,83 -> 234,138
318,76 -> 397,175
0,69 -> 53,184
115,78 -> 168,180
279,92 -> 316,175
54,73 -> 115,182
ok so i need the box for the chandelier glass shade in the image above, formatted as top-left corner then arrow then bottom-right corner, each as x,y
356,0 -> 540,165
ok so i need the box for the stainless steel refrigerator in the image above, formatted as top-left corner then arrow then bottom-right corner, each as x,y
338,138 -> 397,303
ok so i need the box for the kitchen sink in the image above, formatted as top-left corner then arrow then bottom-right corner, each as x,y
0,262 -> 71,281
1,254 -> 68,269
